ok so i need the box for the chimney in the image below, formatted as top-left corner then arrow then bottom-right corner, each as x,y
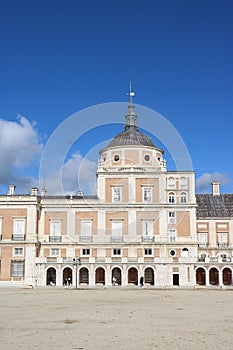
8,184 -> 16,195
211,182 -> 220,196
31,187 -> 38,196
41,188 -> 47,196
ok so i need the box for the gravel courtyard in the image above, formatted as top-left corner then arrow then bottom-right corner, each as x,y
0,287 -> 233,350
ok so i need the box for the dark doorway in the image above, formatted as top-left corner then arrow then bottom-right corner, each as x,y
144,267 -> 154,285
223,268 -> 232,285
128,267 -> 138,285
79,267 -> 89,284
63,267 -> 72,285
95,267 -> 105,285
209,268 -> 219,285
112,267 -> 121,285
173,273 -> 179,286
46,267 -> 56,285
196,267 -> 206,285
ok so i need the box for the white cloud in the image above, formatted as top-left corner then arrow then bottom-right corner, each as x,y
196,172 -> 231,193
0,115 -> 43,189
44,152 -> 97,195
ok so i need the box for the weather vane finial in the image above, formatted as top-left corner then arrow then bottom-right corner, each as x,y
128,80 -> 135,104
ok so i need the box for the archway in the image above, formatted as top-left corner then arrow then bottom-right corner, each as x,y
112,267 -> 121,285
128,267 -> 138,285
95,267 -> 105,285
222,268 -> 232,285
63,267 -> 72,285
46,267 -> 56,285
196,267 -> 206,285
209,267 -> 219,285
79,267 -> 89,285
144,267 -> 154,285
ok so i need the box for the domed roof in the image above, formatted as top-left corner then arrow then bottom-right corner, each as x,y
108,129 -> 156,148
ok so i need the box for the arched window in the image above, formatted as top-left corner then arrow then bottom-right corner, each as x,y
168,192 -> 175,204
180,177 -> 187,189
180,192 -> 187,203
181,248 -> 189,257
168,177 -> 175,189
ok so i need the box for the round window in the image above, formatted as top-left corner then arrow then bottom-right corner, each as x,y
114,154 -> 120,162
169,249 -> 176,257
144,154 -> 150,162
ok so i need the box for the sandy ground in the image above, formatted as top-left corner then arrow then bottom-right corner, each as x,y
0,287 -> 233,350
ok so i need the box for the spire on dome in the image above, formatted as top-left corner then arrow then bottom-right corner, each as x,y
125,81 -> 138,131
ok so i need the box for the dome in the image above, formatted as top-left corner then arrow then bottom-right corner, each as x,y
108,129 -> 156,148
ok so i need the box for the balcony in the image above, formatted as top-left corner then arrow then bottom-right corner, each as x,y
141,236 -> 154,243
12,234 -> 25,241
79,236 -> 93,243
218,243 -> 228,249
111,236 -> 124,243
198,243 -> 208,248
49,236 -> 62,243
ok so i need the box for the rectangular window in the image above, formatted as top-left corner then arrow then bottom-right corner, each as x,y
82,248 -> 90,256
13,248 -> 24,256
218,232 -> 227,248
142,221 -> 154,242
112,221 -> 122,242
0,218 -> 2,239
80,220 -> 92,242
144,248 -> 152,256
13,219 -> 25,240
51,248 -> 59,256
143,187 -> 152,202
113,248 -> 121,256
168,229 -> 176,242
168,212 -> 176,224
112,187 -> 121,202
11,260 -> 24,277
50,221 -> 61,236
198,233 -> 207,248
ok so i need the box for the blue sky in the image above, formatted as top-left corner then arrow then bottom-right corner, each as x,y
0,0 -> 232,195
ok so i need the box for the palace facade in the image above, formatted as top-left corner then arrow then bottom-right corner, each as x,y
0,97 -> 233,288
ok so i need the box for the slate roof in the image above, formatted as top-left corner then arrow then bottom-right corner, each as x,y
107,129 -> 156,148
196,194 -> 233,218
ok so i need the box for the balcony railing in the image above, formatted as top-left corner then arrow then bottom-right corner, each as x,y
110,236 -> 124,243
49,235 -> 62,243
12,234 -> 25,241
79,236 -> 93,243
218,243 -> 228,249
198,243 -> 208,248
141,236 -> 154,243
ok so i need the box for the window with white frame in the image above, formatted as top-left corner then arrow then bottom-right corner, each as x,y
13,219 -> 25,240
82,248 -> 90,256
143,187 -> 152,203
144,248 -> 152,256
168,211 -> 176,224
142,220 -> 154,241
180,177 -> 187,189
80,220 -> 92,242
112,187 -> 121,202
168,177 -> 175,189
168,192 -> 176,204
11,260 -> 24,277
218,232 -> 227,248
50,220 -> 61,242
198,233 -> 207,248
180,192 -> 187,203
168,229 -> 176,242
112,221 -> 122,242
113,248 -> 121,256
13,248 -> 24,256
51,248 -> 59,256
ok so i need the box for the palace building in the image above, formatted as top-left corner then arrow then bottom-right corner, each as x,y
0,94 -> 233,288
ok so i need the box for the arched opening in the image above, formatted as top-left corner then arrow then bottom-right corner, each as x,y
196,267 -> 206,285
128,267 -> 138,285
209,267 -> 219,285
46,267 -> 56,285
144,267 -> 154,285
63,267 -> 72,285
79,267 -> 89,285
181,248 -> 189,257
95,267 -> 105,285
112,267 -> 121,285
222,268 -> 232,285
